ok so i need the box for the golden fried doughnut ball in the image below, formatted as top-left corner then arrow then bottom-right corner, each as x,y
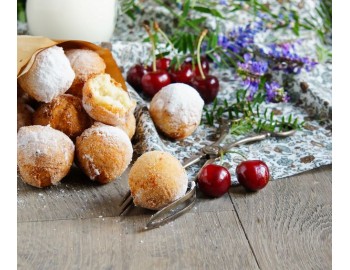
33,94 -> 92,140
75,124 -> 133,184
18,46 -> 75,103
65,49 -> 106,97
17,125 -> 75,188
114,112 -> 136,139
82,73 -> 136,126
17,101 -> 34,131
149,83 -> 204,140
128,151 -> 188,210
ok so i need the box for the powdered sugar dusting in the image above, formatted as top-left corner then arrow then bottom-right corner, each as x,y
80,123 -> 131,147
150,83 -> 204,127
18,46 -> 75,103
65,49 -> 106,81
17,125 -> 74,165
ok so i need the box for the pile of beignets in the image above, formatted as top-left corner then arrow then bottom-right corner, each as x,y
17,45 -> 136,188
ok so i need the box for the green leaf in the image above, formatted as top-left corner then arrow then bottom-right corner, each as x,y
292,21 -> 300,36
209,32 -> 218,50
186,34 -> 195,55
182,0 -> 191,18
193,6 -> 224,19
292,118 -> 299,127
187,17 -> 207,26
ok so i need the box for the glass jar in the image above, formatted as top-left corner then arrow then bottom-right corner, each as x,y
26,0 -> 117,42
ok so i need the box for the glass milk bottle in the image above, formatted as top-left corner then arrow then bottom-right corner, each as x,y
26,0 -> 117,42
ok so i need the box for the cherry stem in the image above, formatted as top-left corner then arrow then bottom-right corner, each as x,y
144,24 -> 157,72
154,21 -> 181,70
197,29 -> 208,80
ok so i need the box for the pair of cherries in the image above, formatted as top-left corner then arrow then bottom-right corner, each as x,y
197,160 -> 270,198
126,56 -> 218,103
126,58 -> 171,98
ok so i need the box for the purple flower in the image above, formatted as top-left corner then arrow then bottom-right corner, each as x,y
265,81 -> 289,103
238,54 -> 268,76
218,20 -> 266,55
218,34 -> 229,49
237,54 -> 268,99
262,42 -> 317,74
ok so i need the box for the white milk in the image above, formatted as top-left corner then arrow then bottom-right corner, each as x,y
26,0 -> 117,42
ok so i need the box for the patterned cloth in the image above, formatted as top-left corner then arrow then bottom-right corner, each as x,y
17,0 -> 332,183
110,1 -> 331,183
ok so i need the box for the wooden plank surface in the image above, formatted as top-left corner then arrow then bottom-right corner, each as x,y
18,212 -> 259,270
230,165 -> 332,270
17,165 -> 331,270
17,165 -> 235,222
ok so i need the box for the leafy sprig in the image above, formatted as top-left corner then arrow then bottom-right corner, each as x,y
204,89 -> 304,135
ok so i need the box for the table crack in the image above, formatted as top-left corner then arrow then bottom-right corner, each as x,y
228,194 -> 262,270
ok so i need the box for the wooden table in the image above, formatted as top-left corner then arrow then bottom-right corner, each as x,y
17,164 -> 331,269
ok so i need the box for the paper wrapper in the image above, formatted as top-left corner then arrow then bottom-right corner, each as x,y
17,35 -> 127,91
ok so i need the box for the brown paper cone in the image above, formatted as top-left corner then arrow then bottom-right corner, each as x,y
17,35 -> 127,91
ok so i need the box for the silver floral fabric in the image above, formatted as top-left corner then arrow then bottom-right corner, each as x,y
17,0 -> 332,183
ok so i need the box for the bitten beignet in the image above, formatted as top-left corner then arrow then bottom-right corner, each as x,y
65,49 -> 106,97
82,73 -> 136,126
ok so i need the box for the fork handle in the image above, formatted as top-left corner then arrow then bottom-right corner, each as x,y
223,133 -> 269,152
182,154 -> 205,169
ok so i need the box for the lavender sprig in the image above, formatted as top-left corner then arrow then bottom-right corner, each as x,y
236,53 -> 268,100
265,81 -> 289,103
261,43 -> 318,74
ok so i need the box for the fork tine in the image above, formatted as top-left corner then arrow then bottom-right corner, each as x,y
146,196 -> 196,230
119,190 -> 131,206
145,181 -> 196,229
118,191 -> 134,216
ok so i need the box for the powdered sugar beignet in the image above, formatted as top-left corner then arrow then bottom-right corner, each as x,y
75,124 -> 133,184
18,46 -> 75,103
17,125 -> 75,188
149,83 -> 204,140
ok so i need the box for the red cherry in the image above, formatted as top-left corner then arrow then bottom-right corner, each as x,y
191,75 -> 219,104
185,56 -> 210,75
194,56 -> 210,76
235,160 -> 270,191
197,164 -> 231,197
141,70 -> 171,97
145,65 -> 153,72
126,64 -> 148,92
156,57 -> 171,71
169,63 -> 194,84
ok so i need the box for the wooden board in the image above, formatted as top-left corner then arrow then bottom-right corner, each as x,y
18,212 -> 259,270
17,165 -> 331,269
229,166 -> 332,269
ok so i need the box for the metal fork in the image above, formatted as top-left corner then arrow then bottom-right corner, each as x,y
144,127 -> 296,229
118,119 -> 233,217
119,120 -> 296,229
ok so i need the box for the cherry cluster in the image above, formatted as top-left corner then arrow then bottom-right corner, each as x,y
126,55 -> 218,102
126,26 -> 219,103
197,160 -> 270,198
